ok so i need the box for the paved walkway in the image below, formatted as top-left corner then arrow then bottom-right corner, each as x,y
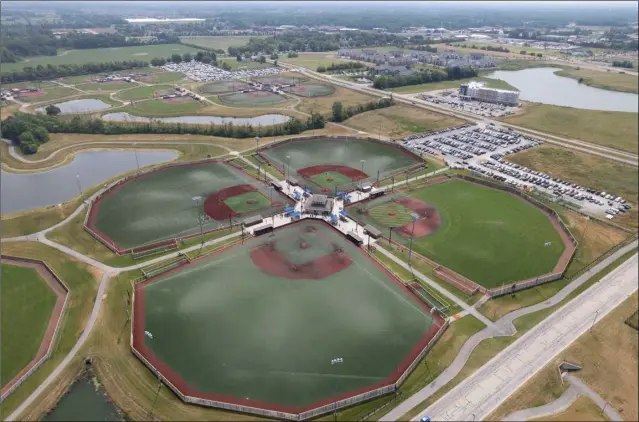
381,240 -> 638,421
412,253 -> 638,422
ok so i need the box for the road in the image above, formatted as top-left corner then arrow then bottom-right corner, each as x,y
381,240 -> 637,421
411,253 -> 638,422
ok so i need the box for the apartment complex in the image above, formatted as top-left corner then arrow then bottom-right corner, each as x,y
459,81 -> 520,106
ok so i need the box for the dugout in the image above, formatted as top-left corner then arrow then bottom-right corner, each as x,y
364,224 -> 381,239
271,180 -> 284,191
361,184 -> 372,193
243,215 -> 263,228
287,176 -> 299,186
369,190 -> 385,199
253,223 -> 274,236
346,231 -> 364,246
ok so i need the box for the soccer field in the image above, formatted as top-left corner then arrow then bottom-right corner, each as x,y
349,180 -> 567,287
1,263 -> 57,385
259,137 -> 422,193
133,220 -> 440,412
88,161 -> 292,251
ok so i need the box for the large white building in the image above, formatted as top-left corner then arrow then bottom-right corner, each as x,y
459,81 -> 519,106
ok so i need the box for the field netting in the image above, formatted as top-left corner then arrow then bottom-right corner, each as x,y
259,137 -> 423,194
134,220 -> 436,411
89,161 -> 293,250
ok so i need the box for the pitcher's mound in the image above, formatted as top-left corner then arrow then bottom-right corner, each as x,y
388,212 -> 396,216
300,242 -> 309,249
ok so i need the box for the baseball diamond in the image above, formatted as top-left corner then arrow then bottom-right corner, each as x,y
132,220 -> 445,415
259,137 -> 424,194
86,161 -> 292,251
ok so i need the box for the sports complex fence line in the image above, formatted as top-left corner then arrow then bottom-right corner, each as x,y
83,157 -> 283,257
0,256 -> 70,402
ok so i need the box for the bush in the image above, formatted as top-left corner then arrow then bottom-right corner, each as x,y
45,105 -> 61,116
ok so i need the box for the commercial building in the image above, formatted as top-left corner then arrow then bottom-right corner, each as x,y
459,81 -> 520,106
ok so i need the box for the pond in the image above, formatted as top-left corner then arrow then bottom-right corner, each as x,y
102,112 -> 291,126
39,99 -> 112,114
42,376 -> 124,421
483,67 -> 639,112
1,150 -> 178,214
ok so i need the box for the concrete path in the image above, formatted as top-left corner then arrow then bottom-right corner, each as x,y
564,374 -> 623,422
411,253 -> 638,422
381,240 -> 638,421
501,385 -> 581,421
4,270 -> 112,422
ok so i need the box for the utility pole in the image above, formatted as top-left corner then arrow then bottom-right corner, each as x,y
590,310 -> 599,332
389,226 -> 393,246
149,376 -> 163,420
75,173 -> 83,196
198,213 -> 205,251
408,213 -> 418,264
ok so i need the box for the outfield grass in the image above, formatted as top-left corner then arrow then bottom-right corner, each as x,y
368,180 -> 566,287
309,170 -> 353,188
369,202 -> 415,227
116,85 -> 175,101
223,191 -> 271,214
388,76 -> 518,94
0,242 -> 98,418
281,52 -> 358,71
501,102 -> 639,154
1,263 -> 57,385
2,44 -> 204,73
127,98 -> 204,115
179,36 -> 262,51
216,57 -> 271,70
18,87 -> 78,103
342,104 -> 464,139
148,71 -> 184,84
78,82 -> 136,92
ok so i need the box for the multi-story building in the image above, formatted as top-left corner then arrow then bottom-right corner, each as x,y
459,81 -> 519,106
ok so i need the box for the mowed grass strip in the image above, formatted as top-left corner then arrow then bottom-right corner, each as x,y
116,85 -> 175,101
1,263 -> 58,385
395,180 -> 566,287
78,82 -> 136,92
179,35 -> 261,51
127,98 -> 204,116
501,103 -> 639,154
369,202 -> 415,227
223,191 -> 271,214
309,170 -> 353,188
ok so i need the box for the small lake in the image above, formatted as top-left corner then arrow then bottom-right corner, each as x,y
483,67 -> 639,112
39,99 -> 112,114
1,150 -> 178,214
42,376 -> 124,421
102,112 -> 291,126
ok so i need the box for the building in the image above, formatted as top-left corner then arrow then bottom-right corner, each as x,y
459,81 -> 519,106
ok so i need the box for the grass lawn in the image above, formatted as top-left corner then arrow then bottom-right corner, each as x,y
373,180 -> 566,288
216,57 -> 271,70
342,104 -> 464,138
488,291 -> 638,422
297,86 -> 378,115
127,98 -> 204,116
539,396 -> 608,422
116,85 -> 175,101
1,263 -> 57,385
501,102 -> 639,154
2,44 -> 204,73
18,87 -> 78,103
223,191 -> 271,214
77,82 -> 136,92
0,242 -> 99,418
509,145 -> 638,229
149,71 -> 184,84
554,67 -> 639,94
388,76 -> 518,94
179,36 -> 262,51
281,52 -> 358,71
309,170 -> 353,188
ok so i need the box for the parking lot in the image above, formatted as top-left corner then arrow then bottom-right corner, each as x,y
415,91 -> 520,118
401,123 -> 631,219
160,61 -> 283,82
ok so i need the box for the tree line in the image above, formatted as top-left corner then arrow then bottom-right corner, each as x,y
330,97 -> 393,122
317,62 -> 367,73
2,112 -> 326,155
612,60 -> 634,69
372,66 -> 478,89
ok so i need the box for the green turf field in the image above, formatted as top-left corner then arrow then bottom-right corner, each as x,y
200,80 -> 249,94
78,82 -> 136,91
349,180 -> 566,287
223,191 -> 271,214
116,85 -> 175,101
1,263 -> 57,385
369,202 -> 414,227
138,220 -> 434,408
1,44 -> 204,73
90,162 -> 291,250
218,91 -> 287,106
128,98 -> 203,116
287,83 -> 336,97
149,71 -> 184,83
18,87 -> 76,103
260,138 -> 422,193
309,170 -> 353,188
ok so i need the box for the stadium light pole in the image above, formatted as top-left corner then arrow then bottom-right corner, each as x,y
331,358 -> 343,422
286,155 -> 291,182
360,160 -> 366,190
408,213 -> 419,264
198,212 -> 205,251
255,136 -> 260,152
75,173 -> 83,196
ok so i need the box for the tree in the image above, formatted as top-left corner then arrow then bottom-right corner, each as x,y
259,55 -> 266,63
317,65 -> 327,73
332,101 -> 344,122
182,53 -> 193,62
18,131 -> 38,154
270,53 -> 278,60
221,61 -> 232,71
45,104 -> 61,116
171,53 -> 182,63
536,53 -> 543,58
274,60 -> 278,66
31,126 -> 50,143
236,54 -> 242,62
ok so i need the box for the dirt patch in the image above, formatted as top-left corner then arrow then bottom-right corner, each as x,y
392,197 -> 441,238
153,89 -> 174,98
249,242 -> 353,279
388,211 -> 396,216
0,256 -> 68,397
18,90 -> 46,98
298,164 -> 368,181
203,184 -> 257,221
162,96 -> 195,104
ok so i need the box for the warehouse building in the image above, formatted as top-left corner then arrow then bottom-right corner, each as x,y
459,81 -> 520,106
